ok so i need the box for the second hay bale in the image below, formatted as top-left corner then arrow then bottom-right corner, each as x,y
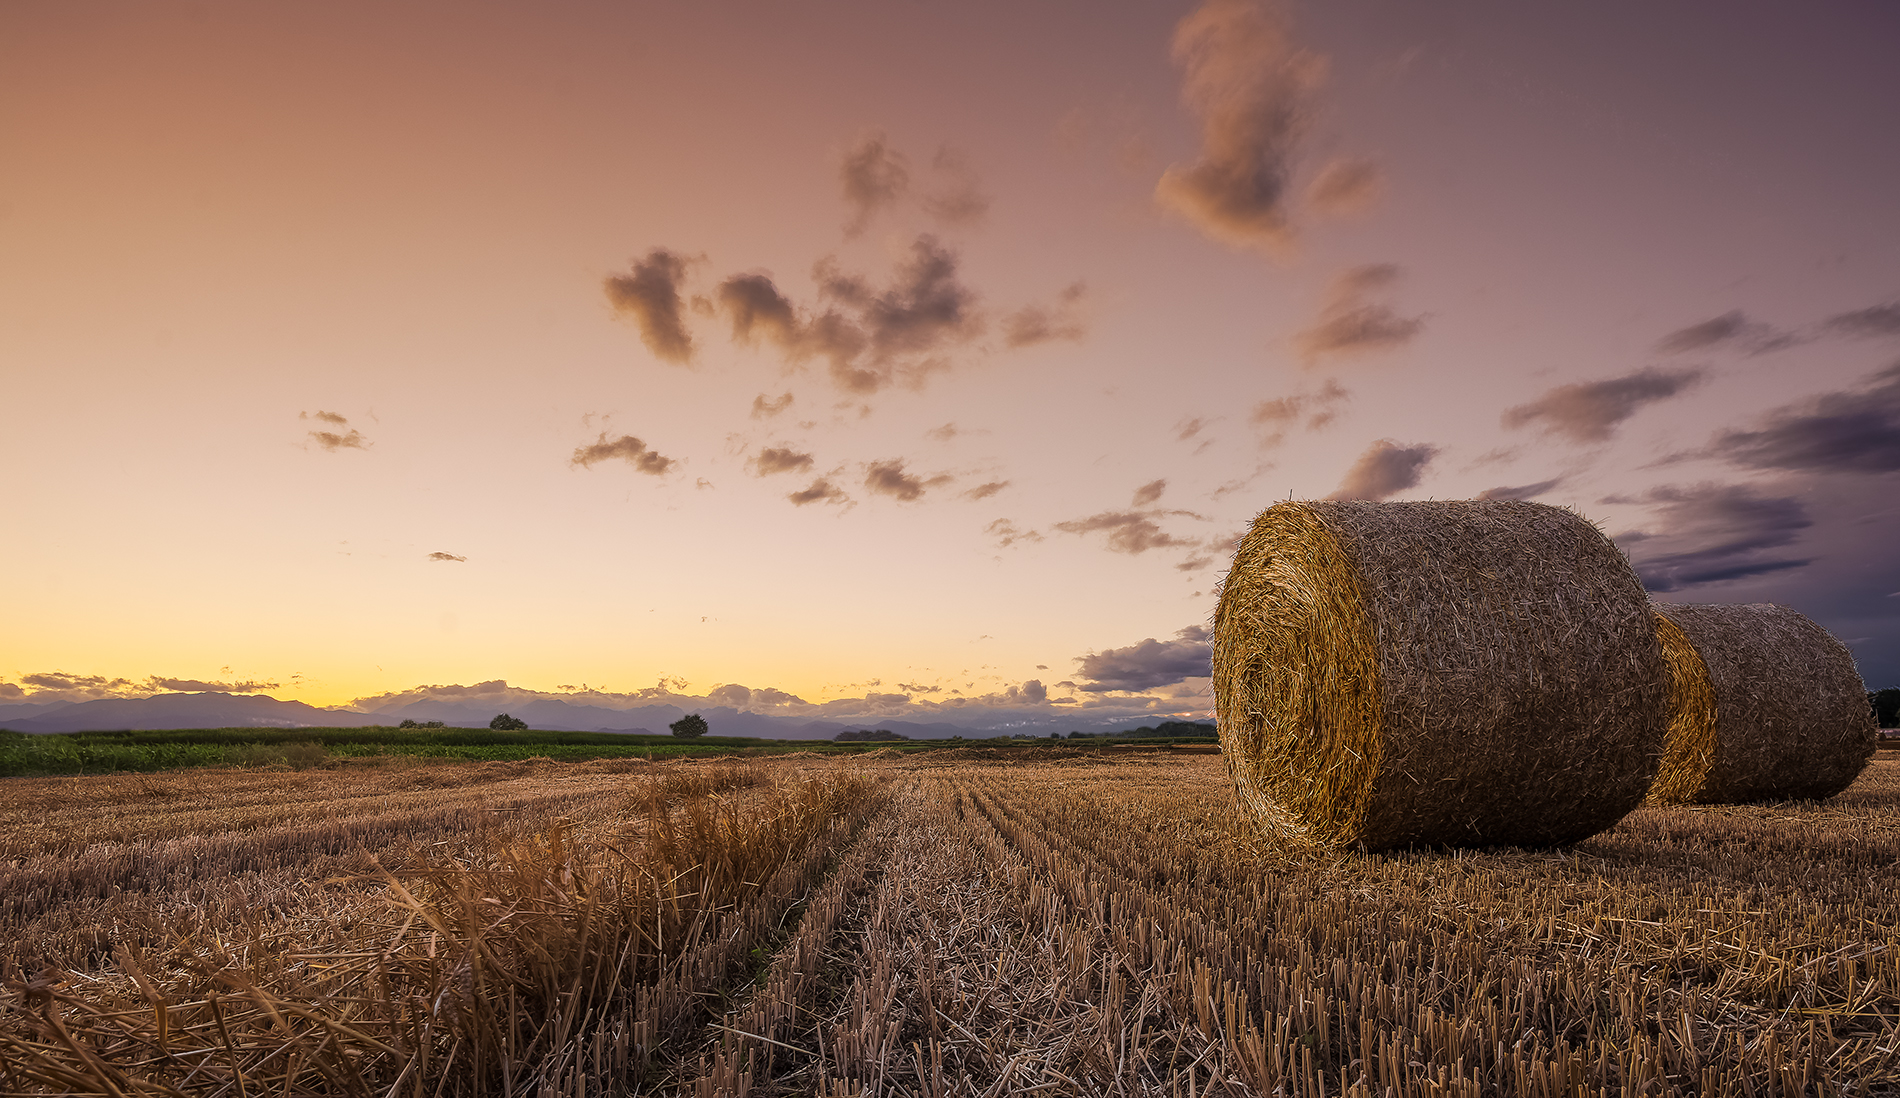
1213,499 -> 1667,850
1650,603 -> 1874,804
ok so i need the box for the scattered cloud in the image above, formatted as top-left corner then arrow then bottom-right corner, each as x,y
1655,310 -> 1801,355
840,131 -> 909,237
1327,439 -> 1437,500
1476,477 -> 1564,501
788,478 -> 850,506
1612,483 -> 1813,592
1305,157 -> 1383,217
604,249 -> 696,365
1075,625 -> 1211,692
750,446 -> 816,477
1131,479 -> 1168,507
1,670 -> 285,703
718,274 -> 800,348
1501,367 -> 1704,444
1155,0 -> 1325,255
862,459 -> 950,502
1054,509 -> 1200,554
571,433 -> 677,475
1295,263 -> 1425,362
926,422 -> 961,442
1821,303 -> 1900,339
146,677 -> 281,694
301,411 -> 369,451
751,392 -> 794,419
963,480 -> 1010,501
1175,416 -> 1213,441
1250,379 -> 1348,445
1001,282 -> 1087,348
986,518 -> 1042,548
426,552 -> 467,562
922,146 -> 990,227
1707,362 -> 1900,474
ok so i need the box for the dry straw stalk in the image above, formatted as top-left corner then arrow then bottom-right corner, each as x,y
1650,602 -> 1876,804
1214,499 -> 1668,850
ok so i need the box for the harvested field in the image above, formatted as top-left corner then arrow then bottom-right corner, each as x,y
3,754 -> 1898,1095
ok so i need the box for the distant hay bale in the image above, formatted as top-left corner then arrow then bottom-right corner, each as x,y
1650,603 -> 1875,804
1212,499 -> 1667,851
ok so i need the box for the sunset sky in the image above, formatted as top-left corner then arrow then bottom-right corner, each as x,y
5,0 -> 1898,729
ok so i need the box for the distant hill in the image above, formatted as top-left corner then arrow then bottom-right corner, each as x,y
0,693 -> 380,734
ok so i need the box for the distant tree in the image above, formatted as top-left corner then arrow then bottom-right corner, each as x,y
490,713 -> 529,731
834,728 -> 907,742
670,713 -> 709,738
1873,688 -> 1900,728
399,719 -> 446,729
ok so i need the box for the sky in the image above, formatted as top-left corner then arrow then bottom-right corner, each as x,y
4,0 -> 1899,730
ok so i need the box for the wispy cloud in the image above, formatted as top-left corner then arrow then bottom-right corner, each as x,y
1655,310 -> 1801,355
426,552 -> 467,562
1155,0 -> 1325,255
1708,362 -> 1900,474
750,446 -> 816,476
962,480 -> 1010,501
1501,367 -> 1703,444
751,392 -> 794,419
1054,509 -> 1201,554
571,433 -> 677,475
301,411 -> 369,451
788,478 -> 850,507
1001,282 -> 1087,348
1294,264 -> 1424,363
862,459 -> 952,502
1131,479 -> 1168,507
1250,379 -> 1348,444
1821,302 -> 1900,339
1305,157 -> 1383,217
1612,482 -> 1813,592
986,518 -> 1042,548
1476,477 -> 1565,502
840,131 -> 909,238
922,146 -> 991,227
1327,439 -> 1436,500
604,248 -> 696,365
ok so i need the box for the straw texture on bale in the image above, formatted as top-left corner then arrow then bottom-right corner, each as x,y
1213,499 -> 1667,851
1650,603 -> 1875,804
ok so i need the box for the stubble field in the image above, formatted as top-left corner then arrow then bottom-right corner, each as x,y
2,750 -> 1896,1096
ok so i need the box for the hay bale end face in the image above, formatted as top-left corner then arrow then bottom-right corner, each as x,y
1213,499 -> 1668,851
1651,603 -> 1875,804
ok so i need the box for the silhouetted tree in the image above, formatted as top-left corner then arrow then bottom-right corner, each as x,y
490,713 -> 528,731
670,713 -> 709,738
1872,688 -> 1900,728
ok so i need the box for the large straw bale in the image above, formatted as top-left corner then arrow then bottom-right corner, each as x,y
1650,603 -> 1875,804
1212,499 -> 1666,850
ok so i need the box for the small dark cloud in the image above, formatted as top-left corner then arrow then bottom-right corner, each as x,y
1305,157 -> 1382,217
1131,479 -> 1168,507
1476,477 -> 1564,502
718,273 -> 799,348
21,671 -> 134,693
751,392 -> 794,419
1175,416 -> 1213,441
963,480 -> 1010,501
1054,510 -> 1199,554
986,518 -> 1042,547
750,446 -> 816,477
1824,303 -> 1900,339
309,429 -> 369,452
571,433 -> 677,475
1154,0 -> 1323,255
841,132 -> 910,238
1075,625 -> 1211,693
1501,367 -> 1703,444
1251,379 -> 1348,445
1327,439 -> 1437,500
863,459 -> 933,501
789,478 -> 849,506
927,422 -> 961,442
1295,264 -> 1425,363
1001,283 -> 1087,348
1655,310 -> 1801,355
307,410 -> 349,426
1613,483 -> 1814,593
427,552 -> 467,562
803,236 -> 980,393
604,248 -> 696,365
1708,363 -> 1900,474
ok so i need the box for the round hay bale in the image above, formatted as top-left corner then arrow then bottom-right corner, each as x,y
1650,603 -> 1875,804
1212,499 -> 1667,850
